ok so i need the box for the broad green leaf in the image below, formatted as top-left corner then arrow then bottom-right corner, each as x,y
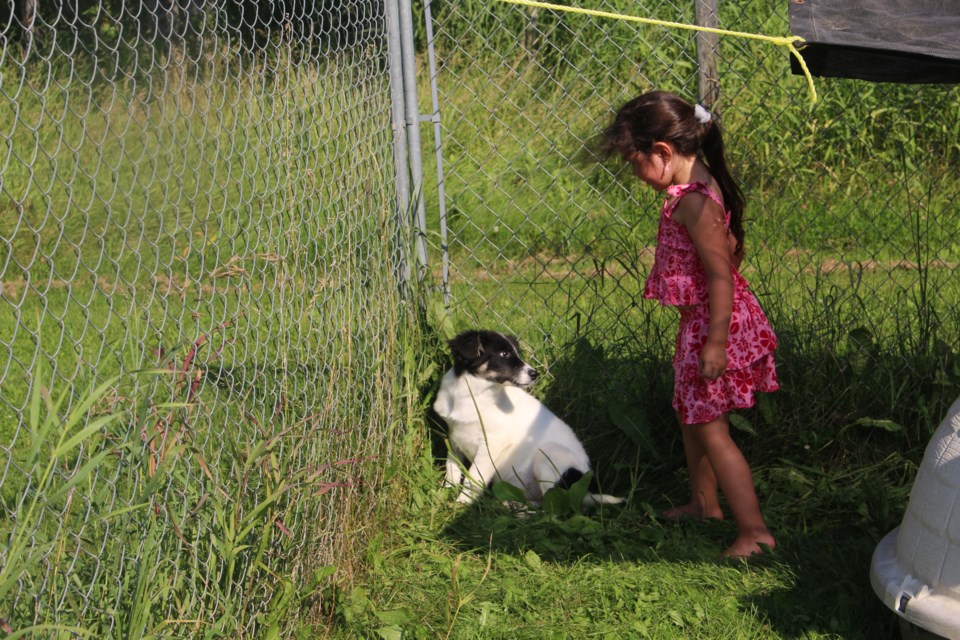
851,417 -> 905,433
542,487 -> 570,517
375,609 -> 412,625
608,398 -> 655,452
568,471 -> 593,510
376,626 -> 403,640
491,481 -> 525,503
757,392 -> 778,427
523,549 -> 543,571
729,414 -> 757,436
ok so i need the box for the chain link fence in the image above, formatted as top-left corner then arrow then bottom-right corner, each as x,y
3,0 -> 960,634
423,0 -> 960,470
0,1 -> 410,635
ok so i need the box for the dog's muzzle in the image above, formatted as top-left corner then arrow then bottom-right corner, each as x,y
513,367 -> 538,386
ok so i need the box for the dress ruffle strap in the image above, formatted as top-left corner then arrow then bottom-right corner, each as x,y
664,182 -> 726,218
665,181 -> 709,198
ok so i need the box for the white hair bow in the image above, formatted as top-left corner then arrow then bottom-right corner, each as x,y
694,104 -> 712,124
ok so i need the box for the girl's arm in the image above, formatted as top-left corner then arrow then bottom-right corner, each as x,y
728,232 -> 744,269
673,193 -> 734,380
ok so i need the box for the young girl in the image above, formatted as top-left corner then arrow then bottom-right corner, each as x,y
598,91 -> 778,558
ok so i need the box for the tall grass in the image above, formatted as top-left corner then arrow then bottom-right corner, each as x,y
1,266 -> 411,635
1,362 -> 357,636
0,31 -> 414,637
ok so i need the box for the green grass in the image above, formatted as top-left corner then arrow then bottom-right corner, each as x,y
324,434 -> 914,639
315,1 -> 960,633
0,287 -> 413,636
4,0 -> 960,636
0,44 -> 413,636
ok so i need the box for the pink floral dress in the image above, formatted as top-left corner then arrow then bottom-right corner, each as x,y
643,182 -> 778,425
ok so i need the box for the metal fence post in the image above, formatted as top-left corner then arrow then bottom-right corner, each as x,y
396,0 -> 429,280
385,0 -> 413,286
423,0 -> 451,303
695,0 -> 719,109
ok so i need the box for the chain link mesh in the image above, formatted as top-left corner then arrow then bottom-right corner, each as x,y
4,0 -> 960,633
0,1 -> 404,635
424,0 -> 960,464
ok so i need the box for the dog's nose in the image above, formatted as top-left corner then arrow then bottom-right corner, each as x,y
528,368 -> 538,380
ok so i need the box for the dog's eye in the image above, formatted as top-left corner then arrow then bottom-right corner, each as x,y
498,351 -> 511,359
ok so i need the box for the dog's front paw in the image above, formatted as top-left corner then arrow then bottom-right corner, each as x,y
455,489 -> 477,504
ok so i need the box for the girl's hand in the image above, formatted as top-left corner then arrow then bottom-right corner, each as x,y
700,341 -> 727,380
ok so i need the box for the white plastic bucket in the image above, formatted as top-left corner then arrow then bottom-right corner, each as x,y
870,395 -> 960,640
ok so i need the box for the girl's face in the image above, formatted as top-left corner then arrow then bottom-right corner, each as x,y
624,146 -> 672,191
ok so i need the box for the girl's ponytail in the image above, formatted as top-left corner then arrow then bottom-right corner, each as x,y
699,119 -> 745,257
598,92 -> 748,256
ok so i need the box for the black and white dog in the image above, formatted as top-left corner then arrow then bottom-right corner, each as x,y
433,330 -> 622,507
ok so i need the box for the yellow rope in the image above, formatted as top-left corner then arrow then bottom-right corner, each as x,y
495,0 -> 818,104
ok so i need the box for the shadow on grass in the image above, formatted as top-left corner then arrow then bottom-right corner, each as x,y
436,494 -> 902,639
426,330 -> 929,639
440,491 -> 751,560
741,525 -> 902,640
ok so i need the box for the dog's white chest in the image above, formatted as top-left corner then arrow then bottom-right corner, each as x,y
433,370 -> 517,454
448,425 -> 488,459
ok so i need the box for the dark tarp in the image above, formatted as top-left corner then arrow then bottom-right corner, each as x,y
789,0 -> 960,83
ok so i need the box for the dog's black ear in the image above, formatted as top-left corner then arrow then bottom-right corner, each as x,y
448,330 -> 485,372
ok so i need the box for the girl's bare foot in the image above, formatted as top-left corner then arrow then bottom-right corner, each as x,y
722,530 -> 776,558
662,502 -> 724,521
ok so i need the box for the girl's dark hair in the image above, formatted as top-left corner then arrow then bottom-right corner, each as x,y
597,91 -> 746,254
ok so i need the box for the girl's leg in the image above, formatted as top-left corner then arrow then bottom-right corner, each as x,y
663,417 -> 724,520
689,413 -> 775,557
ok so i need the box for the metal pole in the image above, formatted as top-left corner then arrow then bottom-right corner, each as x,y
384,0 -> 412,286
695,0 -> 719,110
423,0 -> 450,303
396,0 -> 429,279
